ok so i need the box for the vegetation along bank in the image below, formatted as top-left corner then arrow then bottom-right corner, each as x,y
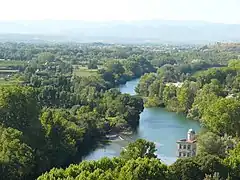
1,42 -> 240,179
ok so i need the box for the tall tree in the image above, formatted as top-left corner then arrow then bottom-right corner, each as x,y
202,98 -> 240,136
120,139 -> 157,160
0,126 -> 35,180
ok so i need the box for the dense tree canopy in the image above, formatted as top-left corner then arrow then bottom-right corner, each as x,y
0,42 -> 240,179
120,139 -> 157,160
38,138 -> 240,180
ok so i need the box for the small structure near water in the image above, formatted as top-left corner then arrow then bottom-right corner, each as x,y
106,134 -> 118,140
176,129 -> 197,158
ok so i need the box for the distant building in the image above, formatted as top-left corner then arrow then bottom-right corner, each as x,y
176,129 -> 197,158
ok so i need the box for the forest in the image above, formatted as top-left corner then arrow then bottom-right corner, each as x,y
0,42 -> 240,179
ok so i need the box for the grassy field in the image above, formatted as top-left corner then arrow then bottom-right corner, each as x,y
0,78 -> 22,86
73,66 -> 98,77
0,60 -> 27,67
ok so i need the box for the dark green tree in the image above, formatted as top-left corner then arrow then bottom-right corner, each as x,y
120,139 -> 157,160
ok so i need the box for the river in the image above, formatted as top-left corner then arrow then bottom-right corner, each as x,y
83,78 -> 201,164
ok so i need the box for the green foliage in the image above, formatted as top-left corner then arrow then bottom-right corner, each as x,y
0,86 -> 40,132
87,60 -> 98,69
37,157 -> 124,180
204,173 -> 222,180
187,86 -> 219,120
0,126 -> 35,180
177,81 -> 198,113
40,109 -> 86,167
194,154 -> 228,179
135,73 -> 156,96
1,42 -> 240,180
224,143 -> 240,179
118,158 -> 170,180
202,98 -> 240,136
125,55 -> 156,77
144,96 -> 163,107
162,85 -> 179,111
120,139 -> 157,160
197,131 -> 226,157
38,157 -> 170,180
170,158 -> 204,180
35,138 -> 240,180
0,86 -> 43,149
0,82 -> 144,179
157,64 -> 180,82
105,60 -> 125,75
228,59 -> 240,69
37,52 -> 55,62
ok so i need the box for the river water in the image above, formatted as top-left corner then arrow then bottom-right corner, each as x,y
83,78 -> 201,164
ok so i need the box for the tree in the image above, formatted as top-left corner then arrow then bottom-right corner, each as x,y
224,143 -> 240,179
40,109 -> 85,167
194,154 -> 228,179
157,64 -> 180,82
197,131 -> 226,157
0,86 -> 42,148
118,158 -> 170,180
105,60 -> 125,75
162,84 -> 179,111
135,73 -> 157,96
37,52 -> 55,62
204,173 -> 222,180
120,139 -> 157,160
0,126 -> 35,180
126,55 -> 155,77
177,81 -> 198,113
228,59 -> 240,69
187,87 -> 218,120
37,157 -> 171,180
202,98 -> 240,136
170,158 -> 204,180
88,60 -> 98,69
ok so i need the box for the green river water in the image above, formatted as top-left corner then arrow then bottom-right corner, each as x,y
83,78 -> 201,164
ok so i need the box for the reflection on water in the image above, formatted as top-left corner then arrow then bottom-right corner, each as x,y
83,79 -> 201,165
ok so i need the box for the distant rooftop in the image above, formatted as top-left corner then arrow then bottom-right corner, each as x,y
177,139 -> 197,143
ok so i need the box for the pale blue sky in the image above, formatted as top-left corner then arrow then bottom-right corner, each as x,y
1,0 -> 240,24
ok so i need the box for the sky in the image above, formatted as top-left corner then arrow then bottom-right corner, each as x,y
1,0 -> 240,24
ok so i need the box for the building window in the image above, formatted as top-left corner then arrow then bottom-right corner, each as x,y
183,153 -> 186,157
179,144 -> 182,149
187,145 -> 191,150
187,153 -> 190,157
183,145 -> 186,149
179,152 -> 182,157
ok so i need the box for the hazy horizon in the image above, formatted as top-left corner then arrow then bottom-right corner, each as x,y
0,19 -> 239,25
1,0 -> 240,24
1,0 -> 240,43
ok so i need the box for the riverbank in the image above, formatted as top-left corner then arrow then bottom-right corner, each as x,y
83,79 -> 201,165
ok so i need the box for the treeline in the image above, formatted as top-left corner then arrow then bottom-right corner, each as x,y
99,55 -> 156,85
0,43 -> 164,179
134,59 -> 240,179
38,139 -> 240,180
1,42 -> 240,179
25,55 -> 155,107
1,42 -> 238,85
0,42 -> 238,66
136,59 -> 240,136
0,53 -> 156,179
0,84 -> 143,179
